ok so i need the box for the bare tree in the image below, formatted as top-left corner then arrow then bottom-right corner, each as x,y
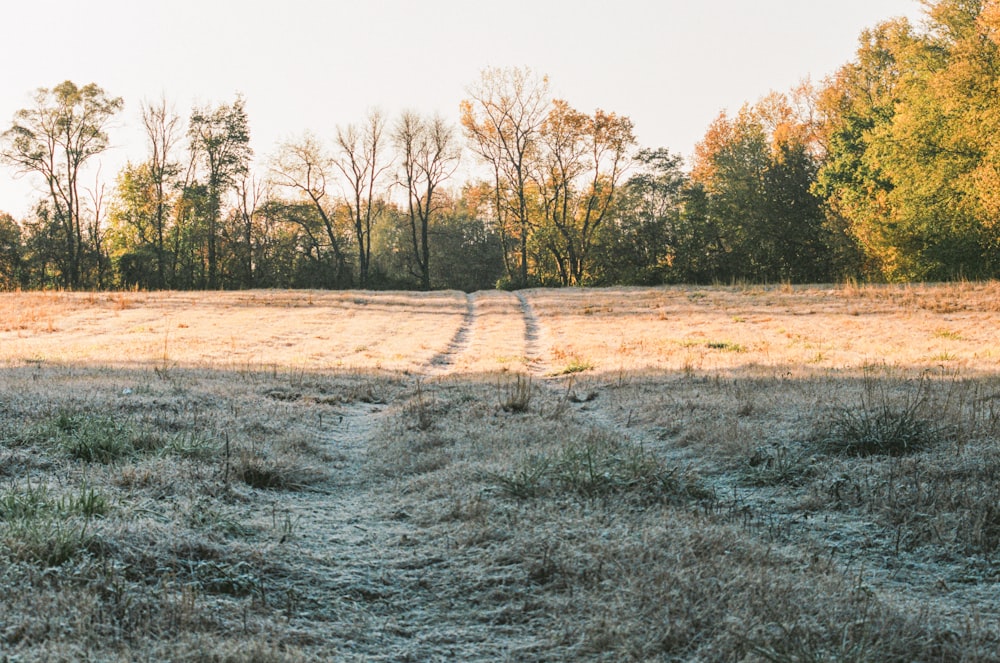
269,133 -> 349,283
233,174 -> 267,287
461,67 -> 550,287
393,111 -> 460,290
85,173 -> 109,288
333,110 -> 391,288
141,97 -> 183,288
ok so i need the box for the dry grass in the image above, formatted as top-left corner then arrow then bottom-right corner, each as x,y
0,289 -> 468,372
2,283 -> 1000,660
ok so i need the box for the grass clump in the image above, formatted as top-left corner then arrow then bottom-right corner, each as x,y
499,374 -> 533,413
0,481 -> 110,521
20,410 -> 141,463
493,432 -> 710,505
706,341 -> 746,352
2,517 -> 99,566
555,358 -> 593,376
0,482 -> 109,567
859,451 -> 1000,555
814,374 -> 942,457
740,444 -> 814,487
229,444 -> 324,491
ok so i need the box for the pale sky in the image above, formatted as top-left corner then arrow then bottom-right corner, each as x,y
1,0 -> 924,218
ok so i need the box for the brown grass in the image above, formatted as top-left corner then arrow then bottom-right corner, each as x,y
2,283 -> 1000,660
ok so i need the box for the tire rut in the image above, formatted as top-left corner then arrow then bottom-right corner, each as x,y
425,292 -> 476,376
515,290 -> 546,376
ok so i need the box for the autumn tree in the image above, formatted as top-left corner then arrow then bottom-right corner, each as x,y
333,110 -> 391,288
815,2 -> 1000,281
692,94 -> 832,283
814,18 -> 918,279
868,1 -> 1000,278
188,95 -> 252,288
461,67 -> 550,287
0,81 -> 122,288
393,111 -> 461,290
533,100 -> 635,285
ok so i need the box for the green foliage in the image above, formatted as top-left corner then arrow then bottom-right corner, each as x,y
188,95 -> 253,289
690,100 -> 835,284
0,481 -> 109,567
555,358 -> 593,375
817,4 -> 1000,281
0,81 -> 123,288
0,482 -> 110,521
55,413 -> 139,463
0,211 -> 22,289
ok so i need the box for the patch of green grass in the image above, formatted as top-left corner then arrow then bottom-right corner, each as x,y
556,358 -> 594,376
933,328 -> 963,340
18,410 -> 139,463
0,481 -> 111,521
2,517 -> 99,566
0,482 -> 109,567
706,341 -> 746,352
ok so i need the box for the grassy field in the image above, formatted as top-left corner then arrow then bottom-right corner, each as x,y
2,283 -> 1000,661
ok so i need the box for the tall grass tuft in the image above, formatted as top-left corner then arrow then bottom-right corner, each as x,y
814,372 -> 943,457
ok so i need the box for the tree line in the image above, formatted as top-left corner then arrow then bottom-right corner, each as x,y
1,0 -> 997,292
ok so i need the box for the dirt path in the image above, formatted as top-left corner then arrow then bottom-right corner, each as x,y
245,401 -> 419,656
260,289 -> 557,657
249,398 -> 533,660
423,290 -> 547,378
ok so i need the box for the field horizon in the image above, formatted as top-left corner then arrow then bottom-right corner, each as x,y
2,282 -> 1000,660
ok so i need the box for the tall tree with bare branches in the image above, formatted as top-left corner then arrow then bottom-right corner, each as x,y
141,97 -> 183,288
461,66 -> 550,287
269,133 -> 350,284
393,111 -> 460,290
333,110 -> 391,288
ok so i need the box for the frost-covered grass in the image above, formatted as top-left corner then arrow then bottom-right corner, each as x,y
2,284 -> 1000,660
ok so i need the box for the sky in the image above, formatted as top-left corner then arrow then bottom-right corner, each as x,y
0,0 -> 925,218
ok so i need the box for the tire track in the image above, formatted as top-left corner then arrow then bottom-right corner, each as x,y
425,292 -> 476,376
515,290 -> 547,376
